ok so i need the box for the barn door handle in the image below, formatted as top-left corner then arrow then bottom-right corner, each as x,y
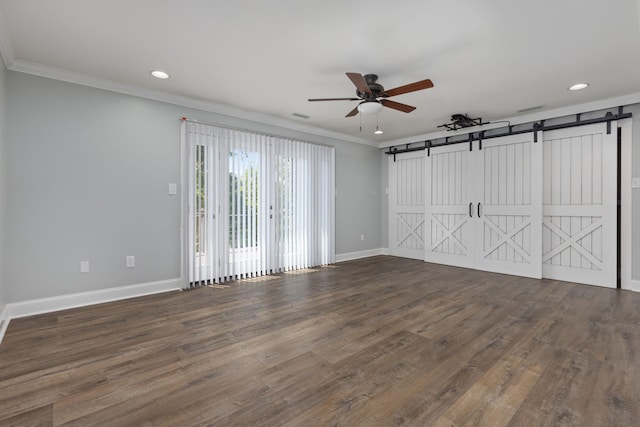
469,202 -> 473,218
477,202 -> 482,217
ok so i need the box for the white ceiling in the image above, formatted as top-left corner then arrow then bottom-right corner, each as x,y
1,0 -> 640,144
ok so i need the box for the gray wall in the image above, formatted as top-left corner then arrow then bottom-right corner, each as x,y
335,141 -> 382,253
379,107 -> 640,281
380,151 -> 389,249
0,58 -> 6,309
6,71 -> 382,303
628,104 -> 640,280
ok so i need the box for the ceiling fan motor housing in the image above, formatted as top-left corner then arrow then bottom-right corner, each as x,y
357,74 -> 385,99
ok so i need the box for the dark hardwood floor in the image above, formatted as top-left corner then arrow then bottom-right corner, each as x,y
0,256 -> 639,426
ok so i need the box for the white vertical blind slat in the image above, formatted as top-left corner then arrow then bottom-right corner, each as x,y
221,128 -> 230,280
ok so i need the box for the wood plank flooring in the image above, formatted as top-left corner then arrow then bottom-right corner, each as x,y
1,256 -> 639,426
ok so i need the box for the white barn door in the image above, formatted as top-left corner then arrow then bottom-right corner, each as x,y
424,143 -> 475,268
389,151 -> 426,259
542,123 -> 617,288
475,134 -> 542,278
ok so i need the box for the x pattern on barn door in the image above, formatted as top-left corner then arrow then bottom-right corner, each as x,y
475,134 -> 542,278
390,122 -> 617,287
389,152 -> 425,260
423,134 -> 541,278
424,143 -> 475,269
542,122 -> 617,287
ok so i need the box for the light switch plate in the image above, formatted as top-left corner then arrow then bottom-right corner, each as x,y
168,183 -> 177,195
80,261 -> 89,273
632,177 -> 640,188
126,256 -> 135,268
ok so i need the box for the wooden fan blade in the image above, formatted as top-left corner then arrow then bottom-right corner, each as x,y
382,79 -> 433,97
345,106 -> 360,117
308,97 -> 360,102
381,99 -> 416,113
346,72 -> 372,95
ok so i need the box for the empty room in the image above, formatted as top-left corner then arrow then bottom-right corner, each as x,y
0,1 -> 639,425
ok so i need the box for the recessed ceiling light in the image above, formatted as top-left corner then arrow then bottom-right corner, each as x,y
568,83 -> 589,91
151,70 -> 170,79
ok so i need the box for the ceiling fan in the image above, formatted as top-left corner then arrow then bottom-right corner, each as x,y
308,73 -> 434,117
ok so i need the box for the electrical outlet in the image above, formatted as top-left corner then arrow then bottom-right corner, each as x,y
632,177 -> 640,188
168,183 -> 177,195
80,261 -> 90,273
126,256 -> 135,268
360,234 -> 365,241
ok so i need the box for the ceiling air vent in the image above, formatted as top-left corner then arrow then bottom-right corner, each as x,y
517,105 -> 544,113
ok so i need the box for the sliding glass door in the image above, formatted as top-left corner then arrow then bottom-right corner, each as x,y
181,121 -> 335,288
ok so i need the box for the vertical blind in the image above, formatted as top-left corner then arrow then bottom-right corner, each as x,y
181,120 -> 335,288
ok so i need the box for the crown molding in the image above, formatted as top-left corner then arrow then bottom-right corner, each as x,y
7,59 -> 378,147
379,92 -> 640,149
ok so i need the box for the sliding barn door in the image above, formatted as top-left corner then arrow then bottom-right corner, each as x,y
389,151 -> 425,259
424,143 -> 475,268
475,134 -> 542,278
542,123 -> 617,287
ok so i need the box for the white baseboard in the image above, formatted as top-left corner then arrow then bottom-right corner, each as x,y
0,305 -> 9,345
6,278 -> 181,321
335,248 -> 387,263
631,280 -> 640,293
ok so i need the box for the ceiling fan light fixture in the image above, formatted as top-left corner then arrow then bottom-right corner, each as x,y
357,101 -> 383,115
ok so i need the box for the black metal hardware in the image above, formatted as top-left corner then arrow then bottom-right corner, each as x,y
438,114 -> 485,131
479,131 -> 484,150
384,108 -> 632,157
533,122 -> 541,143
477,202 -> 482,217
605,112 -> 613,134
469,202 -> 473,218
427,140 -> 431,157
